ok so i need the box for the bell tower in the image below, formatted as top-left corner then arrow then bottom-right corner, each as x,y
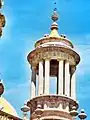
27,8 -> 80,120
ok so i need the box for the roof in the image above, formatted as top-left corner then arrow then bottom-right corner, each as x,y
49,29 -> 60,38
0,96 -> 18,117
0,110 -> 22,120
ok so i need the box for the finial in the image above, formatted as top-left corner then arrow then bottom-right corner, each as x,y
78,109 -> 87,120
21,103 -> 30,112
51,2 -> 58,22
70,106 -> 78,117
51,2 -> 59,30
21,103 -> 30,120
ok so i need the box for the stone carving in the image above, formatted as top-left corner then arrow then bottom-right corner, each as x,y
27,95 -> 78,114
28,48 -> 76,67
27,95 -> 78,120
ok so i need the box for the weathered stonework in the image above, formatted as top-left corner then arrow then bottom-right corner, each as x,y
27,95 -> 78,120
35,37 -> 74,48
27,95 -> 78,112
27,9 -> 80,120
28,46 -> 80,67
0,111 -> 22,120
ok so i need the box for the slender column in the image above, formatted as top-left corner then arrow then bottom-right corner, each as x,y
58,60 -> 64,95
71,67 -> 76,100
65,61 -> 70,97
31,66 -> 36,99
38,60 -> 43,95
44,59 -> 50,94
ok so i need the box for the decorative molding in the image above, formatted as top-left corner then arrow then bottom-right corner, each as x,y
28,47 -> 79,67
35,37 -> 74,48
27,95 -> 78,115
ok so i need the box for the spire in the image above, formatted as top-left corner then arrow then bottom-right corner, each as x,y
49,2 -> 60,38
51,3 -> 58,22
51,2 -> 59,30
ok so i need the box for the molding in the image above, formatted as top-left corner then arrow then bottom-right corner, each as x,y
27,47 -> 80,67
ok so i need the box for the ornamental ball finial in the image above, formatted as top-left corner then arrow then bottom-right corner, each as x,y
51,2 -> 58,22
70,106 -> 78,117
51,8 -> 58,22
78,109 -> 87,120
21,103 -> 30,112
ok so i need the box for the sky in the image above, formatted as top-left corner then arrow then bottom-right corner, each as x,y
0,0 -> 90,119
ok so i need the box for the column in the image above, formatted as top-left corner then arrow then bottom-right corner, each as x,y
58,60 -> 64,95
65,61 -> 70,97
31,66 -> 36,99
44,59 -> 50,94
38,60 -> 43,95
71,68 -> 76,100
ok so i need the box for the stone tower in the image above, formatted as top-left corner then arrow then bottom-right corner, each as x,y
27,9 -> 80,120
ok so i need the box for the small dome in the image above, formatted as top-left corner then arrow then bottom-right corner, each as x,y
0,96 -> 18,117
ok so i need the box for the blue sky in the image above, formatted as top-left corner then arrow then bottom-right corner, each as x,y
0,0 -> 90,119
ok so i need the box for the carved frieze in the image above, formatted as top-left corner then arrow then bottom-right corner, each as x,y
28,48 -> 76,67
27,95 -> 78,114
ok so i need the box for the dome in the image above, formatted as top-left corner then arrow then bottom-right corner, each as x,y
0,96 -> 18,117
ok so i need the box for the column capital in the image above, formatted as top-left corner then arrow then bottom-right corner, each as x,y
39,59 -> 44,62
57,58 -> 62,61
44,57 -> 51,61
65,60 -> 69,63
